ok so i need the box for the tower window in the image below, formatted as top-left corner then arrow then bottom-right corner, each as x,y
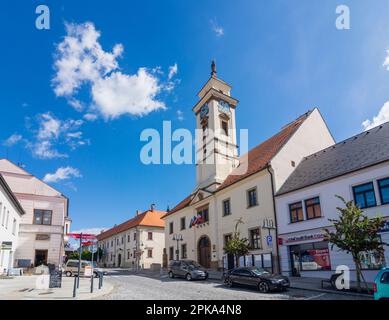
221,120 -> 228,136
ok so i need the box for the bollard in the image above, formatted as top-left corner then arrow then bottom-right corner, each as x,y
72,275 -> 77,298
98,274 -> 101,289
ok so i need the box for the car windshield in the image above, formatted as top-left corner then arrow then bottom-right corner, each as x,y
250,268 -> 270,276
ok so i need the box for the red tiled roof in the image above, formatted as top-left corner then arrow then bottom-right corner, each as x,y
97,209 -> 165,241
162,111 -> 312,219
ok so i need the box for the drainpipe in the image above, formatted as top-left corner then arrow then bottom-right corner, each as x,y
266,166 -> 281,274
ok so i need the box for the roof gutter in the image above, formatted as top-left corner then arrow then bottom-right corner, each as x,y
266,165 -> 281,274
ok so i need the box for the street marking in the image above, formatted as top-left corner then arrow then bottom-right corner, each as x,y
305,293 -> 327,300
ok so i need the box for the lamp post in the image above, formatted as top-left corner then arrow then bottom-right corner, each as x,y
172,234 -> 183,260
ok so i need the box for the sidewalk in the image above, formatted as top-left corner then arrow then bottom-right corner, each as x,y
0,275 -> 113,300
289,277 -> 374,299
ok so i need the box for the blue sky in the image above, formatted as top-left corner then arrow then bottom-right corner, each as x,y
1,0 -> 389,233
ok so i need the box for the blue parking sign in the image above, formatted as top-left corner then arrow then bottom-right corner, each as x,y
266,235 -> 273,246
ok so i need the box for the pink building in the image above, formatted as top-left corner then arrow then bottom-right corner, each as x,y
0,159 -> 70,267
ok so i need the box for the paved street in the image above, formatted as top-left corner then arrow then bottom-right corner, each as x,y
101,269 -> 369,300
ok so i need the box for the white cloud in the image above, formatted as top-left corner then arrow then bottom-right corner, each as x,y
71,227 -> 106,235
29,112 -> 87,159
3,134 -> 23,147
168,63 -> 178,80
43,166 -> 82,183
177,110 -> 184,121
91,69 -> 165,119
362,101 -> 389,130
210,19 -> 224,37
53,22 -> 167,119
83,113 -> 98,121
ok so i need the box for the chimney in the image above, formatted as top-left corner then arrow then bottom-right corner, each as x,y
136,210 -> 141,216
150,204 -> 155,211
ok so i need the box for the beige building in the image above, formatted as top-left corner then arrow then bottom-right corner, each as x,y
162,63 -> 335,271
97,205 -> 165,269
0,159 -> 70,267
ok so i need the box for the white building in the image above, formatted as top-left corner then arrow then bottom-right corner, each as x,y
0,174 -> 25,274
97,205 -> 165,269
276,122 -> 389,282
0,159 -> 70,268
162,63 -> 335,271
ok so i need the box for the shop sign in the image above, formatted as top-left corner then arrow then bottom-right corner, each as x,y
36,234 -> 50,241
1,241 -> 12,250
284,233 -> 326,244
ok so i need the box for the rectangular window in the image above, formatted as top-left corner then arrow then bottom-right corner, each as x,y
5,211 -> 9,229
247,188 -> 258,208
128,235 -> 130,242
224,234 -> 232,247
249,228 -> 261,250
222,199 -> 231,216
12,218 -> 17,235
353,182 -> 377,208
181,244 -> 187,259
290,241 -> 331,271
169,246 -> 174,261
169,222 -> 174,234
33,209 -> 52,225
305,197 -> 322,220
194,207 -> 209,225
148,232 -> 153,240
378,178 -> 389,205
127,251 -> 130,259
133,233 -> 136,241
359,250 -> 385,270
180,217 -> 186,230
221,120 -> 228,136
289,202 -> 304,223
147,249 -> 153,258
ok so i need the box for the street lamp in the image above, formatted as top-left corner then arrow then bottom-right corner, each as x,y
172,234 -> 183,261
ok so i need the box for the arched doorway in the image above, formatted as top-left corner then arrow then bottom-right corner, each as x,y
197,236 -> 211,268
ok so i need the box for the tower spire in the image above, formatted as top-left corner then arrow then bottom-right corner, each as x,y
211,60 -> 217,78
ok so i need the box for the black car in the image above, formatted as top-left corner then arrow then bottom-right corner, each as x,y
168,260 -> 208,281
224,267 -> 290,293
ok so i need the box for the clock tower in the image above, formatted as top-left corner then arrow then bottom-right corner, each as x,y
193,61 -> 239,192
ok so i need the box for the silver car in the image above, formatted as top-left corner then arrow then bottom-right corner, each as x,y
168,260 -> 208,281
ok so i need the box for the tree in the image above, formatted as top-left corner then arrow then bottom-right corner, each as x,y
324,196 -> 386,292
224,218 -> 250,267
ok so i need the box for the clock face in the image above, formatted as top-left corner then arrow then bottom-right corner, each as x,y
218,100 -> 231,115
200,103 -> 209,120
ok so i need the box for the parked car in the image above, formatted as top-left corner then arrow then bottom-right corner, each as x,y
224,267 -> 290,293
168,260 -> 208,281
374,267 -> 389,300
64,260 -> 106,278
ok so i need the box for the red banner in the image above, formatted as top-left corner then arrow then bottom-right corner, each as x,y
67,233 -> 97,239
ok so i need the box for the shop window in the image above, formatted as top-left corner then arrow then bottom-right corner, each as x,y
359,250 -> 385,270
222,199 -> 231,216
353,182 -> 377,209
289,202 -> 304,223
33,209 -> 52,225
305,197 -> 322,220
289,241 -> 331,273
249,228 -> 261,250
247,188 -> 258,208
378,177 -> 389,205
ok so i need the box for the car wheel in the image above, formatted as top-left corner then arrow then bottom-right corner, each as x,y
65,271 -> 72,277
186,273 -> 192,281
226,278 -> 234,288
168,271 -> 174,279
258,281 -> 270,293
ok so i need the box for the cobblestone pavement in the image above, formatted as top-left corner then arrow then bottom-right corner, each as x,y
100,269 -> 370,300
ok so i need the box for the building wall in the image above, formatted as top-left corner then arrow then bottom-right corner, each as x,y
0,160 -> 68,267
270,108 -> 335,192
0,186 -> 22,274
98,226 -> 165,269
276,162 -> 389,282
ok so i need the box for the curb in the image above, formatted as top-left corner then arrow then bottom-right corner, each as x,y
289,285 -> 373,299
